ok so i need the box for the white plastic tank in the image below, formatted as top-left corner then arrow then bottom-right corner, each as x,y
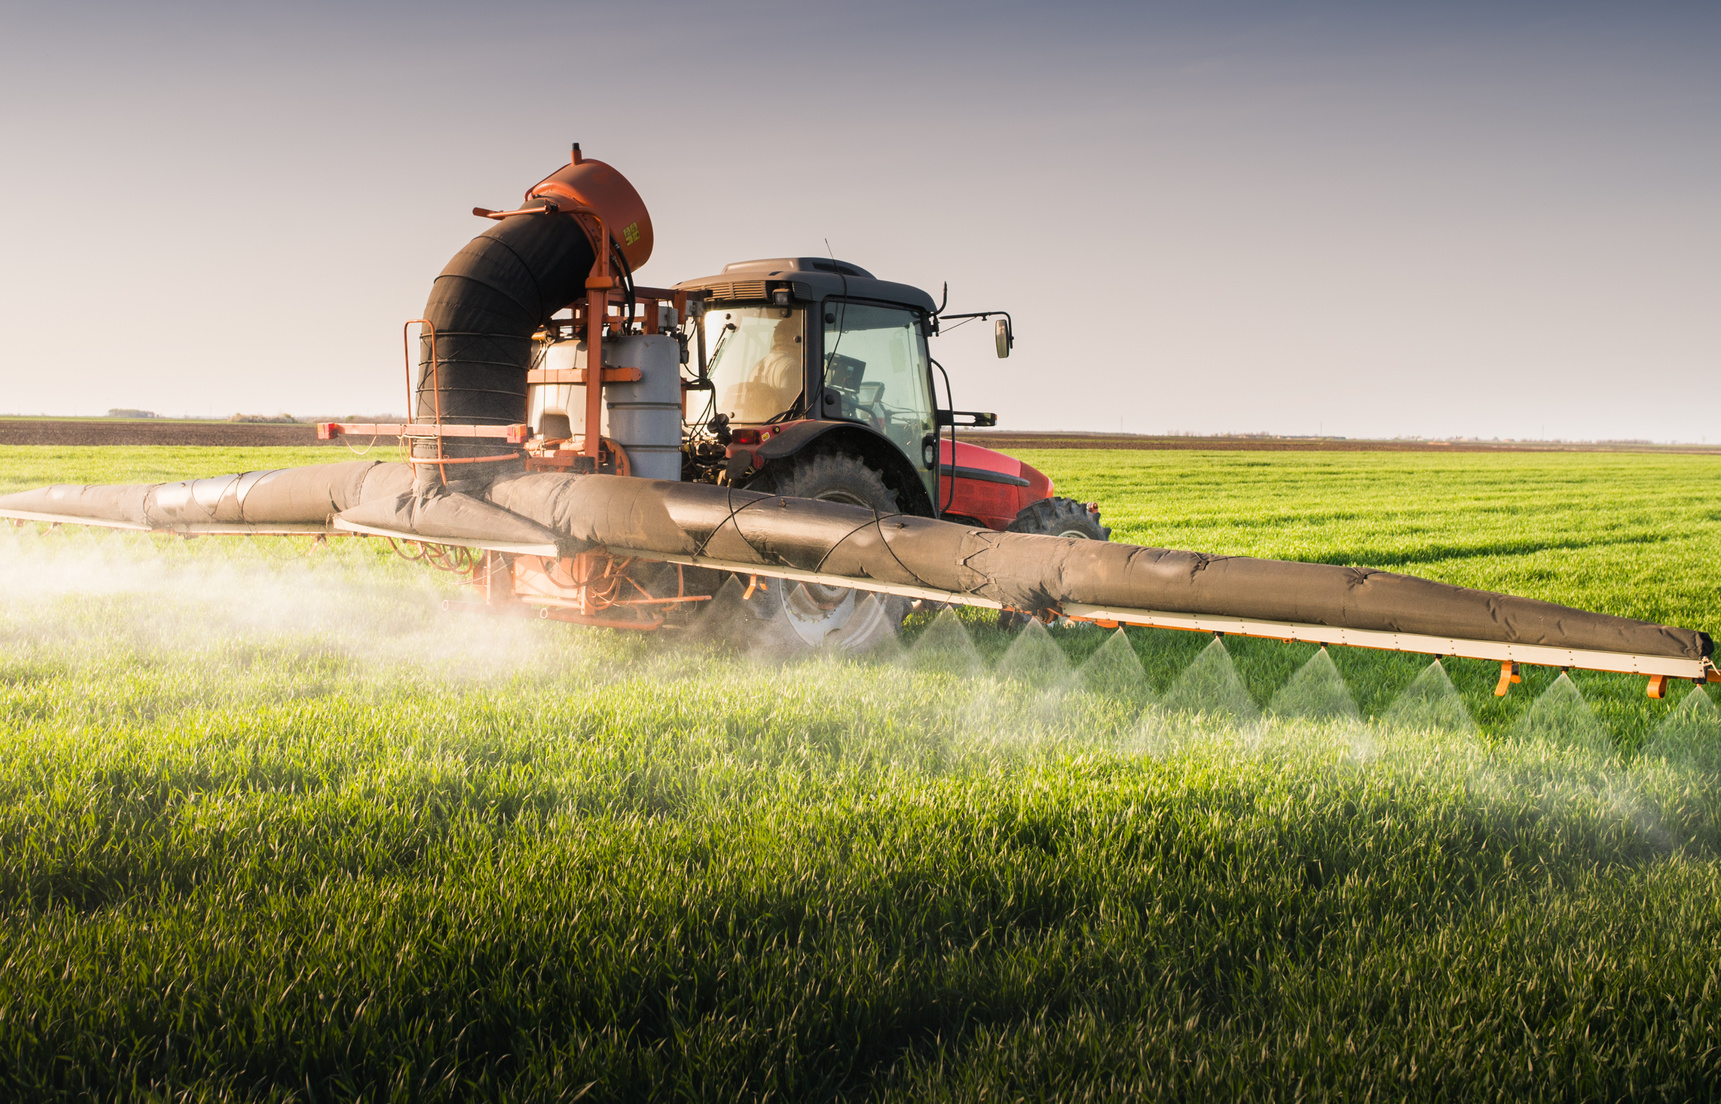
528,341 -> 604,440
604,334 -> 682,480
528,335 -> 682,480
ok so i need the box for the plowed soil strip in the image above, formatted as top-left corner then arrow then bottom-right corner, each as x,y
0,420 -> 330,446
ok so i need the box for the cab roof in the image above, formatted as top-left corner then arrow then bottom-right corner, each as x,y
674,257 -> 938,314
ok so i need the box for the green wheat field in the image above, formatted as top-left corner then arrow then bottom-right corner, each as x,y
2,445 -> 1719,1102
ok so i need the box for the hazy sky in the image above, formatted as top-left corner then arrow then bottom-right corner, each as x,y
1,1 -> 1715,440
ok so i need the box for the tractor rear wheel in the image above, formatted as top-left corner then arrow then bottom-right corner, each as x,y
1008,496 -> 1111,540
748,453 -> 911,650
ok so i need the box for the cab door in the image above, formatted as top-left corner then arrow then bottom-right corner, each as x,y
818,301 -> 937,500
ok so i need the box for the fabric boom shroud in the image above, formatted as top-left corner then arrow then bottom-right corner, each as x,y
0,460 -> 1708,663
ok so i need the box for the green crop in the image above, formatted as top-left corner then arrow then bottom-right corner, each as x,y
1,445 -> 1719,1102
1020,448 -> 1721,631
0,445 -> 351,496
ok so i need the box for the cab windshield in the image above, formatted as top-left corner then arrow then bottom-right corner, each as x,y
704,306 -> 805,424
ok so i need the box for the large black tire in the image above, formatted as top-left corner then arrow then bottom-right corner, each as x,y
997,496 -> 1111,631
746,452 -> 911,650
761,451 -> 899,512
1008,496 -> 1111,540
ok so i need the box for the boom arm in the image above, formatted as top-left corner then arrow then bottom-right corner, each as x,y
7,464 -> 1710,695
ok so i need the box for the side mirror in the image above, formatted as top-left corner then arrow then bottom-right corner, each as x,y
995,318 -> 1012,358
936,410 -> 998,428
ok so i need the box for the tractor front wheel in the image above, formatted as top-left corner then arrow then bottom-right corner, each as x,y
1008,496 -> 1111,541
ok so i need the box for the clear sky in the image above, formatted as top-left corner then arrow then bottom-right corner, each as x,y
1,1 -> 1715,440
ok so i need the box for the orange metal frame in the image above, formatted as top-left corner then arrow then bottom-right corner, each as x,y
317,147 -> 702,626
322,146 -> 680,470
473,551 -> 710,629
375,143 -> 705,625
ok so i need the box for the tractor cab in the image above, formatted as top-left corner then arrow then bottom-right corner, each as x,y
674,257 -> 1099,538
676,258 -> 940,507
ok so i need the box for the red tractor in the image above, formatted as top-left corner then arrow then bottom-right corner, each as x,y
663,257 -> 1108,644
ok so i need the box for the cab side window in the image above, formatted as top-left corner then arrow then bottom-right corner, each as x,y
820,302 -> 934,468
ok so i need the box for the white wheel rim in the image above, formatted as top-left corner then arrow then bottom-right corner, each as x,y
760,486 -> 899,648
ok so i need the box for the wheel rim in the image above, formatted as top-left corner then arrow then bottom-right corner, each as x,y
762,487 -> 897,647
773,583 -> 898,647
815,489 -> 871,507
1053,528 -> 1092,539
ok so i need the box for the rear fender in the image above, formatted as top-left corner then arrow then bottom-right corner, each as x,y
752,419 -> 936,517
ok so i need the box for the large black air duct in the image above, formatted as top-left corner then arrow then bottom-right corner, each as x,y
410,150 -> 655,462
415,210 -> 596,434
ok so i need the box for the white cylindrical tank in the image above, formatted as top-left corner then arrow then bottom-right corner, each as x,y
604,334 -> 682,481
527,341 -> 606,440
527,335 -> 681,480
